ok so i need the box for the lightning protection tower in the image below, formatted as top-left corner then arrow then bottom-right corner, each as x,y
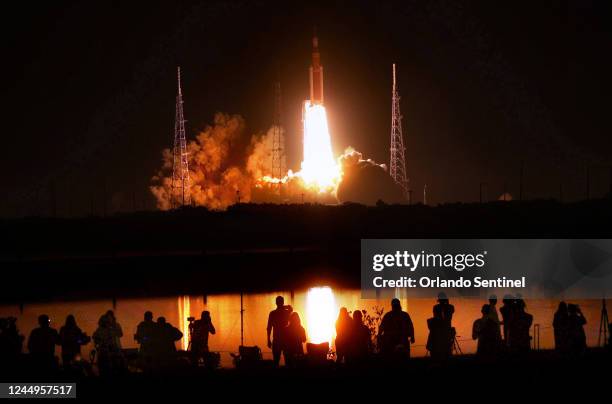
172,66 -> 191,207
390,63 -> 409,200
272,81 -> 284,181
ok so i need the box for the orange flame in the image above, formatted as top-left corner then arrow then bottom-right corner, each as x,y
257,102 -> 342,197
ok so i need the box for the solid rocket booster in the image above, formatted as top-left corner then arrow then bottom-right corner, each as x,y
309,34 -> 324,104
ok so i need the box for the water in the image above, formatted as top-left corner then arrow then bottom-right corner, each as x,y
0,289 -> 606,368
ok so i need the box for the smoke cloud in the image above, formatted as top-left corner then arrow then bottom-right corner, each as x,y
151,113 -> 405,209
151,113 -> 283,210
336,148 -> 405,205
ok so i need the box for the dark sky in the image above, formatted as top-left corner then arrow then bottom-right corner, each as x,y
1,0 -> 611,216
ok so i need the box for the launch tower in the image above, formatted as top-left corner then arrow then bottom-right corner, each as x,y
390,63 -> 409,200
172,66 -> 191,207
272,81 -> 284,180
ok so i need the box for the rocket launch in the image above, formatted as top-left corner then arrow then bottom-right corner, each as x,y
151,30 -> 395,209
309,33 -> 324,104
301,32 -> 341,190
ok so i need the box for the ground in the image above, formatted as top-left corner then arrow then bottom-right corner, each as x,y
2,349 -> 609,399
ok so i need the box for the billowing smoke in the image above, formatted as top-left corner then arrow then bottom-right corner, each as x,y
336,148 -> 405,205
151,113 -> 406,209
151,113 -> 282,210
246,125 -> 286,182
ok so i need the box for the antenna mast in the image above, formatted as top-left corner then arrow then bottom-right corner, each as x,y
172,66 -> 191,207
271,81 -> 284,182
390,64 -> 409,200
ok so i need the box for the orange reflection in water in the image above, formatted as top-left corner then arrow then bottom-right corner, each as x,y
305,287 -> 338,344
177,296 -> 190,351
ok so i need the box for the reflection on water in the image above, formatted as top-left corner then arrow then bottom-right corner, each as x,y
306,287 -> 337,344
177,295 -> 190,351
0,289 -> 606,368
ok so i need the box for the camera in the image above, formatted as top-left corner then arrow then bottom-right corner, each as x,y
77,333 -> 91,345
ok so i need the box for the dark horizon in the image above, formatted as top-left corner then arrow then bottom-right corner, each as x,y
2,0 -> 611,217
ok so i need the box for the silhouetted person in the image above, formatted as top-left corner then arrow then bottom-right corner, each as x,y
567,304 -> 587,355
499,295 -> 515,345
267,296 -> 292,366
58,315 -> 90,367
104,310 -> 123,350
487,296 -> 502,344
0,317 -> 23,375
553,301 -> 569,353
153,317 -> 183,366
284,312 -> 306,367
335,307 -> 352,364
472,304 -> 502,358
427,305 -> 453,360
508,300 -> 532,353
190,311 -> 216,364
347,310 -> 371,364
378,298 -> 414,359
27,314 -> 60,372
0,317 -> 24,360
93,313 -> 125,376
135,311 -> 156,363
433,293 -> 455,328
0,318 -> 8,357
488,295 -> 500,325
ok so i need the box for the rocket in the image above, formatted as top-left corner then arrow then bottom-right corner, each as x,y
309,32 -> 324,104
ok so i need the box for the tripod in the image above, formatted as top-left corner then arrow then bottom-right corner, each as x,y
452,334 -> 462,355
598,299 -> 609,347
186,317 -> 195,352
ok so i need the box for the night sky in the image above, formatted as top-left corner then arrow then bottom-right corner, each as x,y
1,0 -> 610,216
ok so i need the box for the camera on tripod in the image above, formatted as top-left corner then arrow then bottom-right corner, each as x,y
186,317 -> 196,349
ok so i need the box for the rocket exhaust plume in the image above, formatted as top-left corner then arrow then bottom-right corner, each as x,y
298,32 -> 341,192
300,101 -> 341,190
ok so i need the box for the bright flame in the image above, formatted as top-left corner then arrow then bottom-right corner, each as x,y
300,102 -> 342,192
306,286 -> 337,344
178,295 -> 190,351
254,101 -> 343,198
